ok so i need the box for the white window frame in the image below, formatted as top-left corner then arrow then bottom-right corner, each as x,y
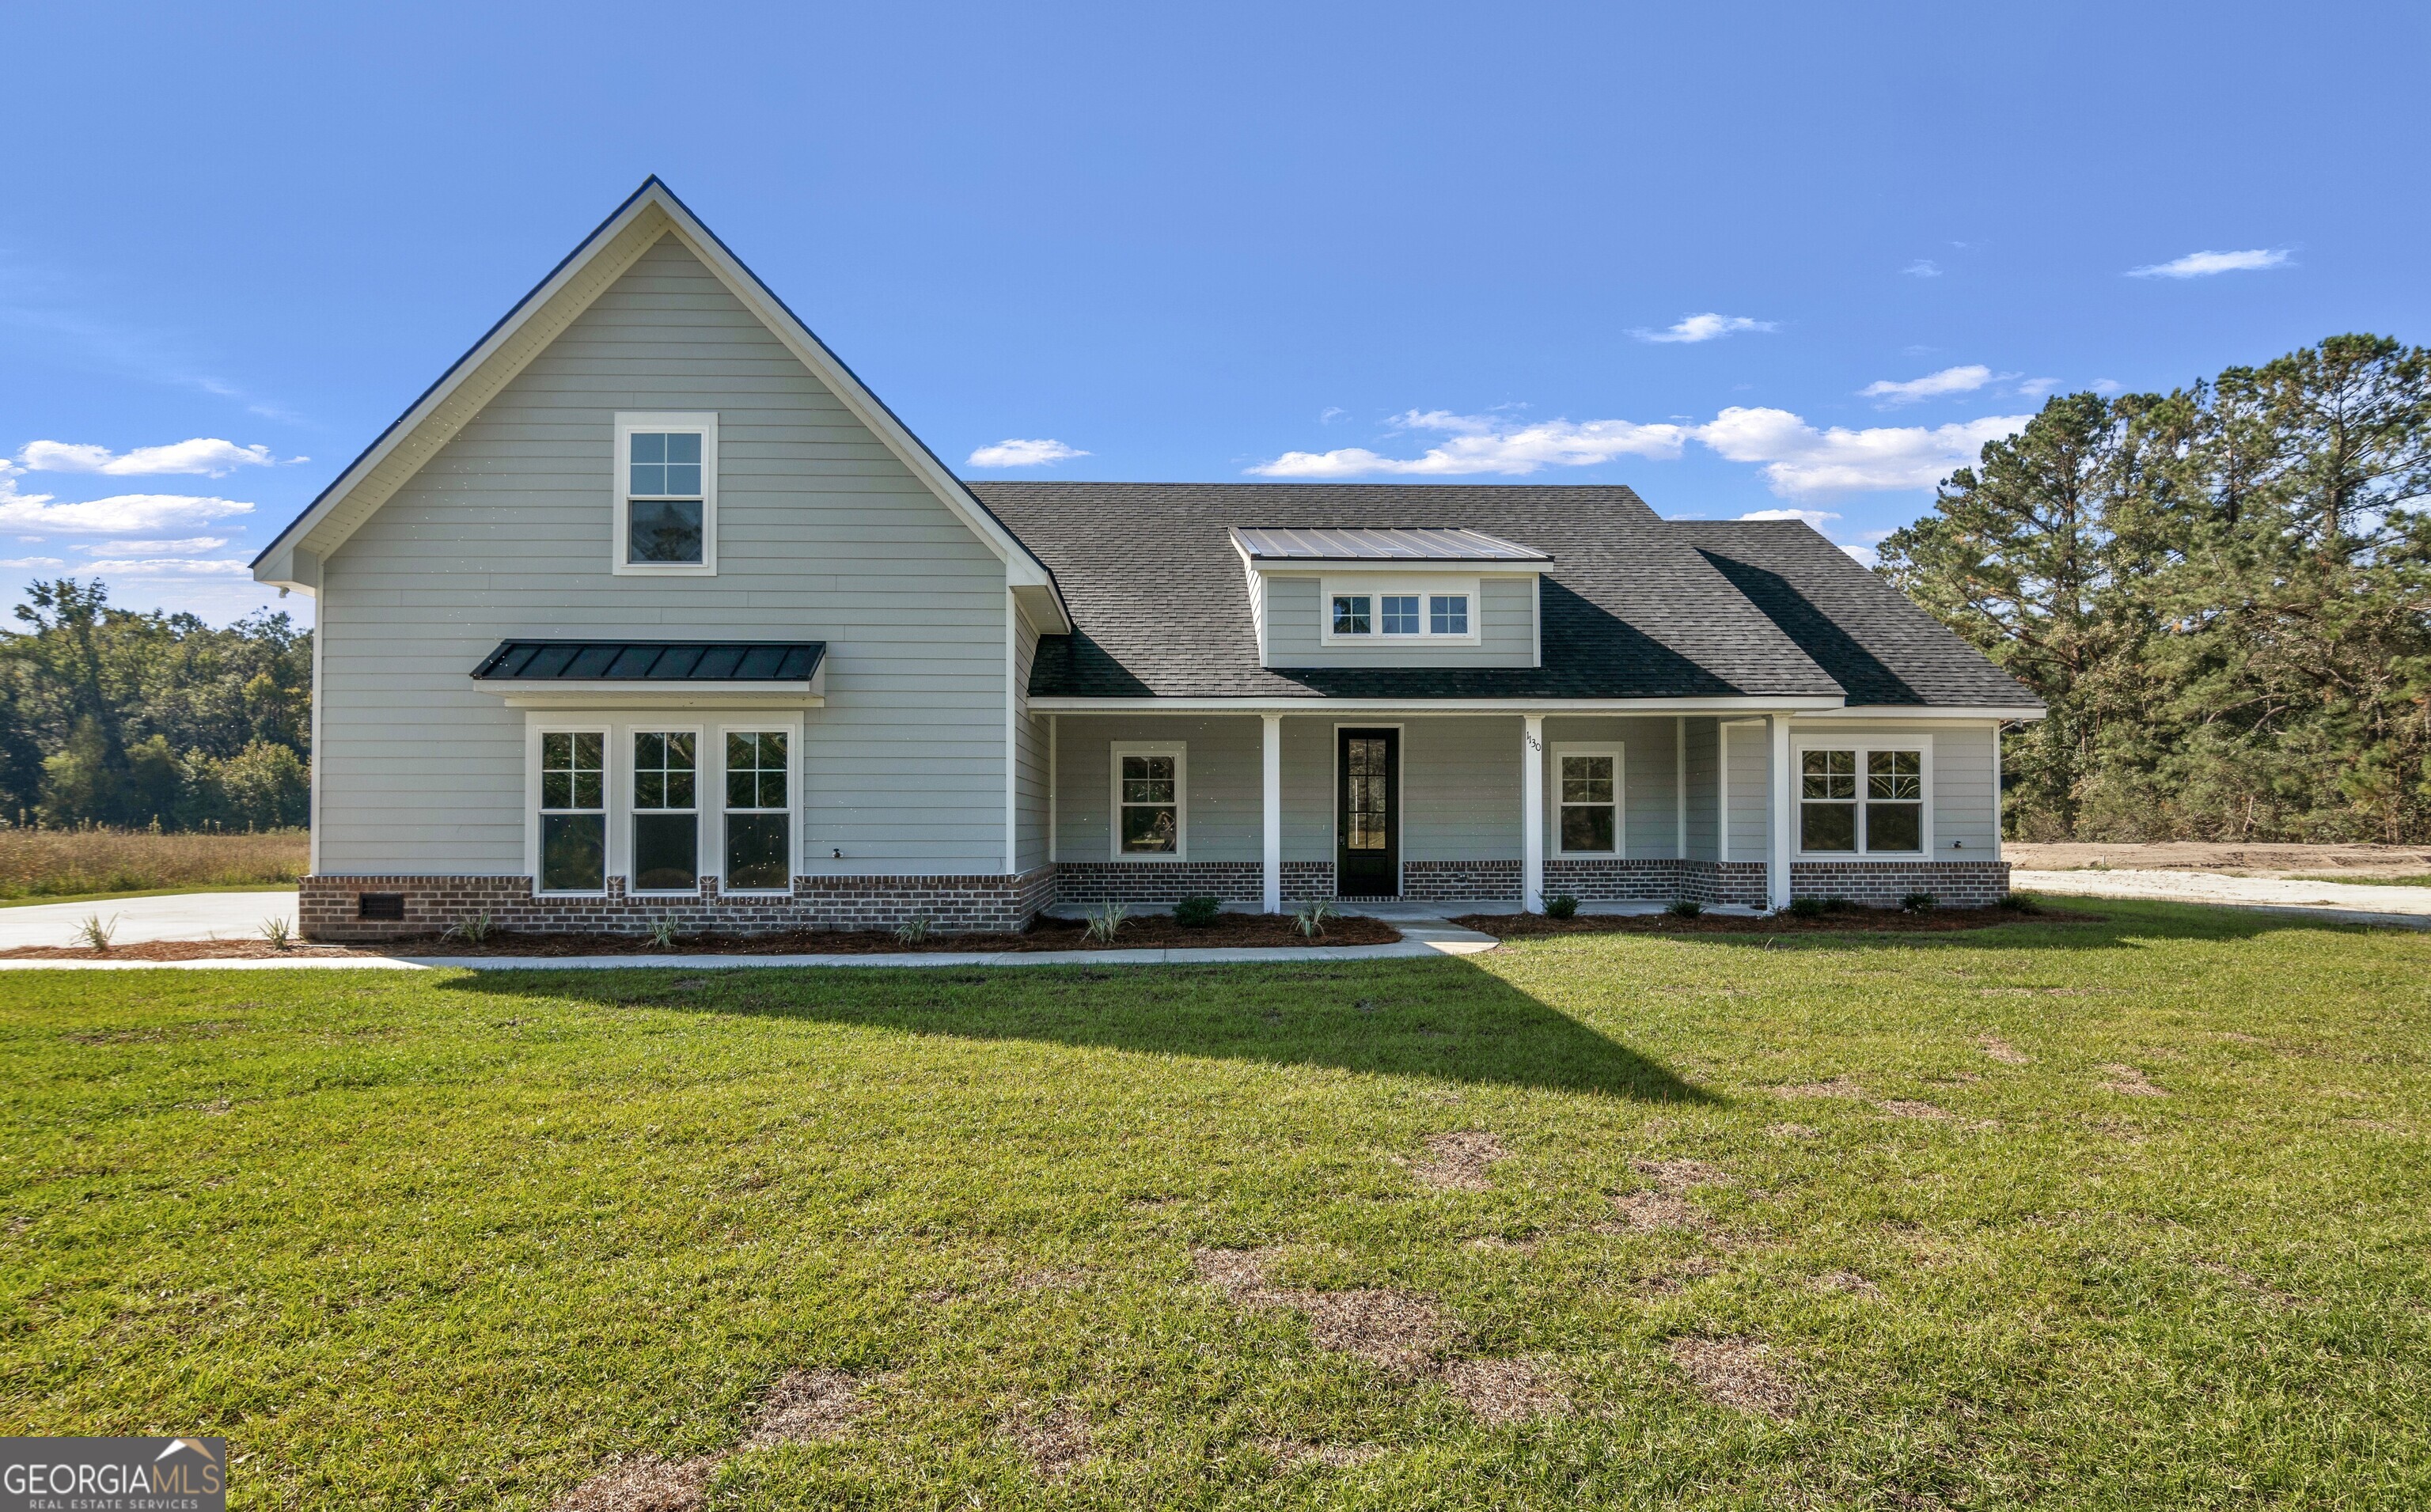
529,722 -> 611,896
1319,576 -> 1483,646
612,411 -> 719,577
716,719 -> 802,894
1549,743 -> 1625,858
1108,741 -> 1187,861
1792,734 -> 1934,858
628,724 -> 706,896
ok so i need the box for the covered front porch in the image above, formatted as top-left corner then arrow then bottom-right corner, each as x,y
1042,708 -> 1839,915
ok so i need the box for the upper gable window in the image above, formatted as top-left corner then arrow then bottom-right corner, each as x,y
613,413 -> 719,576
1322,578 -> 1481,646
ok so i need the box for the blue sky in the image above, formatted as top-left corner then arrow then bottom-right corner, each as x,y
4,1 -> 2425,626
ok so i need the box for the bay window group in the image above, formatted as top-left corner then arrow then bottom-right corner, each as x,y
535,721 -> 795,893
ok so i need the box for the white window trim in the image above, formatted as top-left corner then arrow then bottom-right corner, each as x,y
528,722 -> 611,896
1319,576 -> 1483,646
1792,733 -> 1935,858
1549,742 -> 1625,858
1108,741 -> 1187,862
612,411 -> 719,577
627,724 -> 706,896
716,718 -> 803,893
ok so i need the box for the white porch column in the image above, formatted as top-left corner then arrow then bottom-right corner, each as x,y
1261,713 -> 1283,913
1769,712 -> 1794,911
1522,714 -> 1545,912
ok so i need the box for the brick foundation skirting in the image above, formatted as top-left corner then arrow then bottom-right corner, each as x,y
1790,858 -> 2009,909
1052,859 -> 1333,907
1401,858 -> 1521,902
301,867 -> 1059,942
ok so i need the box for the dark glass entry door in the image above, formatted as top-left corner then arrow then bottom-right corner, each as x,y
1337,727 -> 1400,898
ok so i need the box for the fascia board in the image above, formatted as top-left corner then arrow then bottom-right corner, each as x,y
1026,695 -> 1850,714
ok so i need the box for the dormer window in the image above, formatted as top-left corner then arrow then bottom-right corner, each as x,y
1322,578 -> 1479,645
613,412 -> 719,576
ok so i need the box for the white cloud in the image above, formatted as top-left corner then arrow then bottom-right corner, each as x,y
1249,404 -> 2028,498
2016,377 -> 2062,399
2092,378 -> 2123,395
1694,407 -> 2030,498
0,555 -> 66,569
17,438 -> 293,476
1738,507 -> 1840,529
2127,248 -> 2291,279
78,536 -> 229,555
78,557 -> 256,577
1859,365 -> 2001,405
1634,313 -> 1776,344
1902,260 -> 1941,278
1318,407 -> 1348,423
0,480 -> 256,536
965,438 -> 1088,468
1840,543 -> 1880,566
1249,412 -> 1688,477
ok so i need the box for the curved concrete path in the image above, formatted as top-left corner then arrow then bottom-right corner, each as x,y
2013,868 -> 2431,929
0,889 -> 299,950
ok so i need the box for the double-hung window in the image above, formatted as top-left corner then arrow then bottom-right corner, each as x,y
1380,594 -> 1420,635
1331,594 -> 1372,636
1428,593 -> 1468,635
1111,744 -> 1185,857
723,731 -> 791,890
613,413 -> 718,574
1554,747 -> 1621,855
1800,745 -> 1926,854
539,730 -> 607,892
631,731 -> 699,892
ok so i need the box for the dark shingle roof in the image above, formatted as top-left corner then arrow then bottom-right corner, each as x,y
1671,521 -> 2039,709
977,483 -> 1852,701
472,640 -> 825,682
974,483 -> 2036,708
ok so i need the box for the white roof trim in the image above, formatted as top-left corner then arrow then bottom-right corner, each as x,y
251,178 -> 1067,628
1028,695 -> 1851,714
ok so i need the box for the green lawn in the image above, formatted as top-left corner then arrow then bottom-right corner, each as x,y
2,901 -> 2425,1509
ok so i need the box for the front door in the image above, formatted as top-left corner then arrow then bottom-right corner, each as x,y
1337,727 -> 1400,898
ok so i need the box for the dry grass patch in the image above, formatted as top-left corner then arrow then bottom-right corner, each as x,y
1978,1036 -> 2031,1065
550,1453 -> 717,1512
1251,1437 -> 1386,1469
1006,1404 -> 1093,1480
1667,1336 -> 1797,1419
1773,1077 -> 1866,1100
2099,1063 -> 2171,1097
0,826 -> 305,900
741,1368 -> 869,1448
1765,1122 -> 1819,1139
1813,1270 -> 1882,1298
1878,1099 -> 1951,1120
1439,1356 -> 1568,1423
1606,1189 -> 1702,1233
1411,1131 -> 1508,1191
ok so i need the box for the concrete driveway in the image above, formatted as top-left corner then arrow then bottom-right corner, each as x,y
0,890 -> 300,950
2012,868 -> 2431,927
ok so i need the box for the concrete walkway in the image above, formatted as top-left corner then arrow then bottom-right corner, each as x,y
0,889 -> 299,950
2013,868 -> 2431,930
0,892 -> 1501,970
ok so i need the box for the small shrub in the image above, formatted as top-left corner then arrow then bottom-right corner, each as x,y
1545,893 -> 1580,919
1788,896 -> 1827,919
446,911 -> 497,945
1292,898 -> 1340,938
1083,901 -> 1128,944
1901,890 -> 1937,914
1999,892 -> 2041,913
74,913 -> 117,951
647,913 -> 682,949
893,915 -> 935,947
1666,897 -> 1703,919
1174,895 -> 1222,929
1823,896 -> 1853,913
258,915 -> 294,950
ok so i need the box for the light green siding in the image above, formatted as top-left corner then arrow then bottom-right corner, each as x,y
1262,576 -> 1536,667
317,233 -> 1014,877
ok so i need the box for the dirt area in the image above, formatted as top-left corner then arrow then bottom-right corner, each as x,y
0,911 -> 1401,961
552,1368 -> 872,1509
1454,902 -> 2099,938
1667,1336 -> 1797,1419
2008,841 -> 2431,879
1410,1131 -> 1509,1191
1005,1405 -> 1093,1479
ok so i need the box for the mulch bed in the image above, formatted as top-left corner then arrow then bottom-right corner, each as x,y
1452,903 -> 2101,938
0,911 -> 1401,961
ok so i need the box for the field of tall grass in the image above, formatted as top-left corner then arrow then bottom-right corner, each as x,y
0,827 -> 307,900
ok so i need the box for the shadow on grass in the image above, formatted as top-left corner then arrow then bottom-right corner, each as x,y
1511,896 -> 2407,953
443,954 -> 1712,1103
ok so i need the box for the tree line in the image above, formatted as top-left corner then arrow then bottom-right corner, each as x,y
0,578 -> 311,831
1879,333 -> 2431,844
